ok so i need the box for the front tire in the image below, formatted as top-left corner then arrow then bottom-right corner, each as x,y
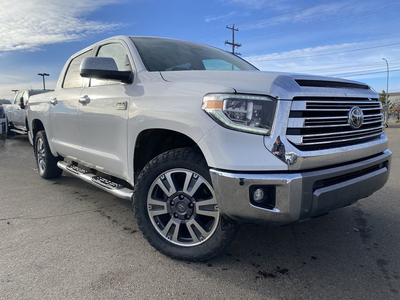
133,147 -> 239,261
34,130 -> 63,179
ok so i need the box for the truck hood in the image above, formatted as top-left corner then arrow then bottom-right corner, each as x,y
160,70 -> 377,100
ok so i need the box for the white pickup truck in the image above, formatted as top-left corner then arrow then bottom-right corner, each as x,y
28,36 -> 391,261
5,89 -> 52,145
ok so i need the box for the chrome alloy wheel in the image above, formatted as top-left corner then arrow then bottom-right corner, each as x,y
36,137 -> 46,175
147,168 -> 219,247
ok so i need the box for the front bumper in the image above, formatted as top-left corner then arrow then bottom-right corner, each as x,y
210,149 -> 391,225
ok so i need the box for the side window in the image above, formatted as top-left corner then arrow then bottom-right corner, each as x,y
63,50 -> 92,89
91,43 -> 131,87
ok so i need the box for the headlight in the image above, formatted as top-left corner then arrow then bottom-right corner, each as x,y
202,93 -> 277,135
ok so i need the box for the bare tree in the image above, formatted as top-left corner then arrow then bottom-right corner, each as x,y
389,97 -> 400,122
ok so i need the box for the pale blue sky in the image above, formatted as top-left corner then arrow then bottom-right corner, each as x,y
0,0 -> 399,99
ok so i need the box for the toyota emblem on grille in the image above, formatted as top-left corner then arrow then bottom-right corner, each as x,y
348,106 -> 364,129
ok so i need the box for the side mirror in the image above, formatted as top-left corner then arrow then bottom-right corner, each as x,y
19,97 -> 24,109
80,57 -> 133,84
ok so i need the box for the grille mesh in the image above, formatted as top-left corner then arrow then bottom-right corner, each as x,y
286,98 -> 383,151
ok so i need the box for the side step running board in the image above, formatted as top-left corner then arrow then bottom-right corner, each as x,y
57,161 -> 134,200
10,128 -> 28,135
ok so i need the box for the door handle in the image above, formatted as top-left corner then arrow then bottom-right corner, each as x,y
79,95 -> 90,105
50,98 -> 58,105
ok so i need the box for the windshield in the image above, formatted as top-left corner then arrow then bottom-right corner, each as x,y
130,37 -> 258,72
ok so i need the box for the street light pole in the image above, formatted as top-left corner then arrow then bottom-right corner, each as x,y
37,73 -> 49,90
382,58 -> 389,127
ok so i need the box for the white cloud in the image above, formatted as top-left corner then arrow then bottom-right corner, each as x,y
221,0 -> 267,10
205,11 -> 237,23
240,2 -> 356,31
0,80 -> 58,101
0,0 -> 123,52
220,0 -> 290,11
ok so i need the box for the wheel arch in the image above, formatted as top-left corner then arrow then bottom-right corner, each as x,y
133,129 -> 204,183
31,119 -> 45,144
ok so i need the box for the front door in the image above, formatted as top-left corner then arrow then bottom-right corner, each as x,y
78,42 -> 132,179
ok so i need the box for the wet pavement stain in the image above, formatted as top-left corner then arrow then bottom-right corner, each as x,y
255,267 -> 289,280
353,205 -> 398,295
352,206 -> 372,244
376,258 -> 399,294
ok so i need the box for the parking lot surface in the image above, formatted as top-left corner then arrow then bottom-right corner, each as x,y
1,130 -> 399,300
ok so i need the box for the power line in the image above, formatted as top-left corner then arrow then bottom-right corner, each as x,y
247,41 -> 400,62
291,63 -> 400,76
332,68 -> 400,78
192,27 -> 225,43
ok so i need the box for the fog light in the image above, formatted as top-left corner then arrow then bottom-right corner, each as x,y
249,185 -> 276,209
253,188 -> 265,203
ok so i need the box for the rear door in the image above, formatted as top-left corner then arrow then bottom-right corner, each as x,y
78,41 -> 133,178
13,91 -> 28,127
48,50 -> 92,158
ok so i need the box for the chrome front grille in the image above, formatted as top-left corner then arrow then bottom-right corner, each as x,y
286,97 -> 384,151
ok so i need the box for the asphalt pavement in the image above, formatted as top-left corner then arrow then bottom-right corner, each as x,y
0,131 -> 399,300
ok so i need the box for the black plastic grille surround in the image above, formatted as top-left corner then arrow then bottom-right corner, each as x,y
295,79 -> 370,90
286,97 -> 384,151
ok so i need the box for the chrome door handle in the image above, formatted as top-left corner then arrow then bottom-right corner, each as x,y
79,95 -> 90,104
50,98 -> 58,105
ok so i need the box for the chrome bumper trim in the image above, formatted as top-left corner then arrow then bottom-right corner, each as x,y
210,150 -> 391,225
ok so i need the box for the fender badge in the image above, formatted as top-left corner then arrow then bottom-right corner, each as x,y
116,101 -> 127,110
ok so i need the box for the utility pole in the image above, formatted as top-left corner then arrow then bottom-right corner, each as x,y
225,24 -> 241,55
38,73 -> 49,90
12,89 -> 19,94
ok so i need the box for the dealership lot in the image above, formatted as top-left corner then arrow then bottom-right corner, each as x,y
1,130 -> 399,300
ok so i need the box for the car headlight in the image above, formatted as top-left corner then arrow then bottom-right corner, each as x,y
202,93 -> 277,135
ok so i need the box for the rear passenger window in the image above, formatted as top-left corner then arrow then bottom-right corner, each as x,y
63,50 -> 92,89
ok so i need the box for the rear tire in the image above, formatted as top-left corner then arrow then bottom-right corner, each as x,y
133,147 -> 239,261
6,121 -> 15,139
34,130 -> 63,179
